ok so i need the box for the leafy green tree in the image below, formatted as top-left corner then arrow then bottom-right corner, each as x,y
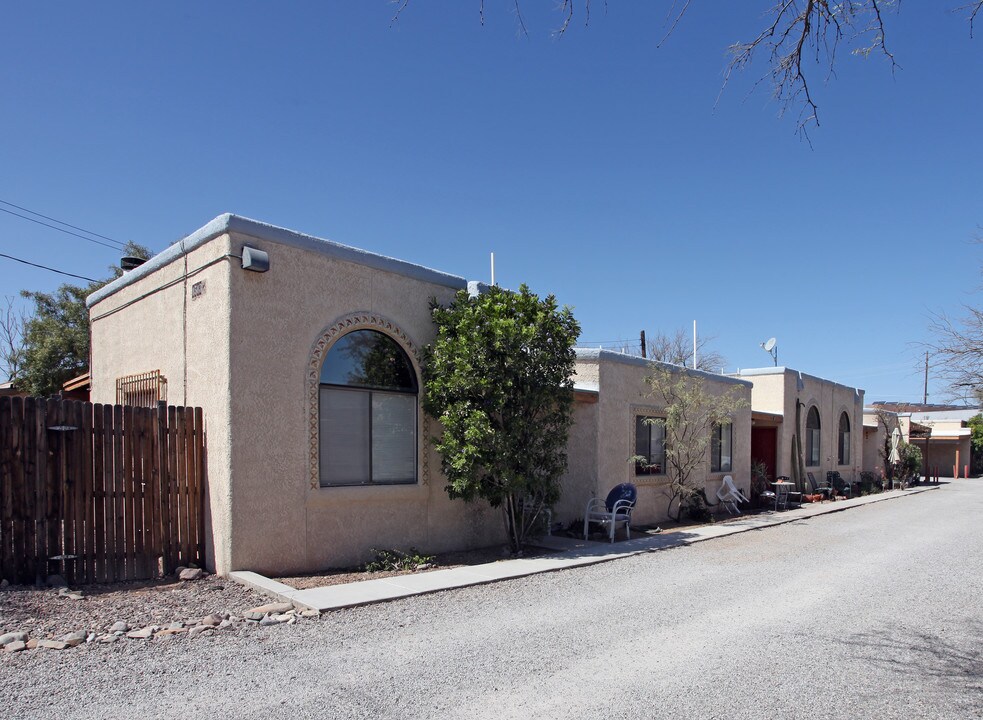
641,365 -> 748,522
18,242 -> 151,396
423,284 -> 581,554
968,413 -> 983,474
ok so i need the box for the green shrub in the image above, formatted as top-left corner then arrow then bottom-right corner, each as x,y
364,548 -> 436,573
859,470 -> 881,494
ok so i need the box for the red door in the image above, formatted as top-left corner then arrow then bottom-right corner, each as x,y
751,427 -> 778,481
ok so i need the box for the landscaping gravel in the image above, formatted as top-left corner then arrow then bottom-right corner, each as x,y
2,480 -> 980,719
0,572 -> 267,643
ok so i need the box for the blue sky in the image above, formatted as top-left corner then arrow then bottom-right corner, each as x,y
1,2 -> 981,401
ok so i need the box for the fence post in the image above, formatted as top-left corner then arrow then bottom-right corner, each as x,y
0,397 -> 13,583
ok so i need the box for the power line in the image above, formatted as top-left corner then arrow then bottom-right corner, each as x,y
0,252 -> 98,283
0,201 -> 127,251
0,199 -> 126,247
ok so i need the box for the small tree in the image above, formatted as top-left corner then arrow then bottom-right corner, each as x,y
968,413 -> 983,475
643,365 -> 748,522
423,284 -> 580,554
898,442 -> 922,484
0,296 -> 26,384
18,242 -> 151,397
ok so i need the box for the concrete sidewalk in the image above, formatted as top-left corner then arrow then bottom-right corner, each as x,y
230,485 -> 939,612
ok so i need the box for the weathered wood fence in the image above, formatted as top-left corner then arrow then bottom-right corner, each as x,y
0,397 -> 205,586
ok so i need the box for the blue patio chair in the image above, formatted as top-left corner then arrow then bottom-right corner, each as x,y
583,483 -> 638,543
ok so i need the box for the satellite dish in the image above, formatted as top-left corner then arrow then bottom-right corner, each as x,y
760,337 -> 778,366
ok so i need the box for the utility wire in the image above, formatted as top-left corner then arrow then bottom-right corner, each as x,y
0,203 -> 127,251
0,199 -> 126,247
0,252 -> 98,283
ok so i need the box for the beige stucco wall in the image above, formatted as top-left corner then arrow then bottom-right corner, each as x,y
861,410 -> 899,475
554,398 -> 600,526
221,230 -> 502,574
562,355 -> 752,527
90,224 -> 506,576
739,369 -> 865,488
89,235 -> 235,572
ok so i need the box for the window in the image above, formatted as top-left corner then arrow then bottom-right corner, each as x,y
116,370 -> 167,407
806,406 -> 821,467
318,330 -> 418,486
711,422 -> 733,472
635,416 -> 666,475
838,412 -> 851,465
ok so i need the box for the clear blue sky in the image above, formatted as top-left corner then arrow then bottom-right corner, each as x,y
2,2 -> 981,401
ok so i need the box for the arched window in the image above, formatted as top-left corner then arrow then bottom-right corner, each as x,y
805,406 -> 821,467
319,330 -> 418,486
838,412 -> 851,465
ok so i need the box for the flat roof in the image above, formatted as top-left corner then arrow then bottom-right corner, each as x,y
575,348 -> 751,387
733,366 -> 864,396
88,213 -> 468,307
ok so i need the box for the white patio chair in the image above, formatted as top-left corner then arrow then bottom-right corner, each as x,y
716,475 -> 749,515
583,483 -> 638,543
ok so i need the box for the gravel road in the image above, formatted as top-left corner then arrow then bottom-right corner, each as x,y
3,480 -> 982,719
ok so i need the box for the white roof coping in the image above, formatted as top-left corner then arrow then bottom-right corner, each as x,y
575,348 -> 751,387
734,366 -> 864,397
573,380 -> 599,393
732,366 -> 788,377
87,213 -> 468,307
910,409 -> 980,422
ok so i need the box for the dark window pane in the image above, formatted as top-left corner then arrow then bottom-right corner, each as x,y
321,330 -> 417,392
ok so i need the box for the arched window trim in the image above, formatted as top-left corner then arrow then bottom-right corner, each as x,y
307,313 -> 429,490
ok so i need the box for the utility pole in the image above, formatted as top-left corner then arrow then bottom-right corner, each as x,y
640,330 -> 646,358
693,320 -> 697,370
923,351 -> 929,405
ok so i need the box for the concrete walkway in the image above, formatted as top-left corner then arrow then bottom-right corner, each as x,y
230,485 -> 938,612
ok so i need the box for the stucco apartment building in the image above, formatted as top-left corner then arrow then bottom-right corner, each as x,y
84,214 -> 766,575
562,350 -> 753,528
733,367 -> 865,488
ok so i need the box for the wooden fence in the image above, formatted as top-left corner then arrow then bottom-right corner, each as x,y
0,397 -> 205,586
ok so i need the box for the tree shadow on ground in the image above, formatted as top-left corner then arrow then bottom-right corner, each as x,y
834,620 -> 983,697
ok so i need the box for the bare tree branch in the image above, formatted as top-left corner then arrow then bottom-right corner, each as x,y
658,0 -> 694,49
646,328 -> 727,373
926,306 -> 983,403
513,0 -> 527,36
0,296 -> 27,383
965,1 -> 983,37
389,0 -> 410,28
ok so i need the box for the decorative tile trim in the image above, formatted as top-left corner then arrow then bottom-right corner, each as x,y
307,312 -> 427,490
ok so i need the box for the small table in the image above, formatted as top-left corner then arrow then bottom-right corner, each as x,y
770,481 -> 794,511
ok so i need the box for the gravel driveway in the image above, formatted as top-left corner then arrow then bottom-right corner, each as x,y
3,480 -> 981,719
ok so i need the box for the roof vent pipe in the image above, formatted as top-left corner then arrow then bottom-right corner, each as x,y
120,256 -> 147,272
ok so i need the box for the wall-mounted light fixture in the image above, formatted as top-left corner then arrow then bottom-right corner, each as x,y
241,246 -> 269,273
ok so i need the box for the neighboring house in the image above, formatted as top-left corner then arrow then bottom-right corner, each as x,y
733,367 -> 864,487
0,381 -> 28,398
905,408 -> 977,477
863,406 -> 975,478
560,350 -> 752,527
